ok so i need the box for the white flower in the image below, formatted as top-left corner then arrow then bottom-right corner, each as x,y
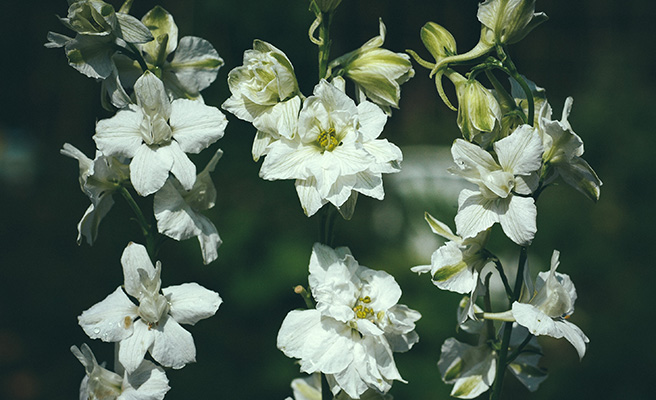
71,343 -> 169,400
277,243 -> 420,398
61,143 -> 129,245
438,324 -> 546,399
412,212 -> 490,295
450,124 -> 543,245
154,149 -> 223,264
511,250 -> 589,359
286,373 -> 393,400
260,80 -> 402,217
222,40 -> 301,161
94,71 -> 227,196
78,242 -> 222,372
540,97 -> 602,202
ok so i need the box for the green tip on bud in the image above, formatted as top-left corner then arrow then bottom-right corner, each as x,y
421,22 -> 457,62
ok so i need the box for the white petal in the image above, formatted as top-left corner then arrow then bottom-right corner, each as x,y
167,142 -> 197,191
363,139 -> 402,174
121,243 -> 157,299
251,130 -> 273,162
167,36 -> 223,96
494,125 -> 543,176
252,96 -> 301,139
170,99 -> 227,153
135,72 -> 171,120
194,213 -> 222,264
78,287 -> 138,342
77,194 -> 115,245
94,105 -> 144,158
455,189 -> 499,240
451,138 -> 499,177
119,321 -> 155,373
164,282 -> 222,325
260,140 -> 316,181
153,180 -> 199,240
150,317 -> 196,369
130,144 -> 173,196
357,101 -> 387,141
498,195 -> 537,246
353,171 -> 384,200
295,177 -> 327,216
121,360 -> 170,400
511,302 -> 557,337
554,319 -> 589,360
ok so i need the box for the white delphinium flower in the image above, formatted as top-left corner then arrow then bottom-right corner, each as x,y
94,71 -> 227,196
260,79 -> 402,217
71,343 -> 169,400
78,242 -> 222,372
113,5 -> 224,101
61,143 -> 129,245
511,250 -> 589,359
450,124 -> 543,245
540,97 -> 602,202
277,243 -> 420,398
438,324 -> 546,399
412,212 -> 490,295
222,40 -> 301,161
154,149 -> 223,264
286,373 -> 393,400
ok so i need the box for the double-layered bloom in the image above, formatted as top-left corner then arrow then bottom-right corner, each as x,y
277,243 -> 420,398
154,150 -> 223,264
260,79 -> 402,217
222,40 -> 301,160
61,143 -> 129,245
78,242 -> 222,372
71,343 -> 169,400
94,71 -> 227,196
450,124 -> 543,245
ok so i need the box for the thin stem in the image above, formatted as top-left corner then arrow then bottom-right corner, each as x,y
489,246 -> 528,400
492,258 -> 513,300
118,185 -> 158,258
125,42 -> 150,73
318,11 -> 333,80
482,272 -> 496,343
506,332 -> 534,365
496,45 -> 534,126
319,206 -> 337,246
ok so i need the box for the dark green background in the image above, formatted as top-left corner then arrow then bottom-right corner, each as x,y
1,0 -> 653,399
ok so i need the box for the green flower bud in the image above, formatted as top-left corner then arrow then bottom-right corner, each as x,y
477,0 -> 548,46
420,22 -> 457,63
62,0 -> 117,36
329,19 -> 414,112
452,74 -> 502,145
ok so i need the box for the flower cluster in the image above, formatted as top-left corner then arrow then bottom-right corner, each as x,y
50,2 -> 226,398
278,243 -> 420,399
222,17 -> 412,218
408,0 -> 600,398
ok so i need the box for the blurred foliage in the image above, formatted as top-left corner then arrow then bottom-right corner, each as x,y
1,0 -> 655,399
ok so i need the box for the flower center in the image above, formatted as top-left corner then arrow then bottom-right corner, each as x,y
353,296 -> 375,319
317,128 -> 339,152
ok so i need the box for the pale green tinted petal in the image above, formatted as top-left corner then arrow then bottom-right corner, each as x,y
421,22 -> 457,61
164,283 -> 221,325
121,242 -> 156,299
424,212 -> 459,242
77,193 -> 115,245
431,242 -> 477,294
511,302 -> 556,336
455,189 -> 499,240
119,321 -> 155,373
170,99 -> 227,153
115,12 -> 154,44
362,139 -> 402,174
134,72 -> 171,119
494,124 -> 543,175
130,144 -> 173,196
45,31 -> 72,48
252,130 -> 273,162
101,66 -> 131,109
221,94 -> 266,123
167,36 -> 224,96
498,195 -> 536,245
78,286 -> 137,341
150,317 -> 196,369
141,6 -> 178,58
555,319 -> 589,359
353,171 -> 383,200
65,34 -> 116,79
438,338 -> 495,399
558,157 -> 602,202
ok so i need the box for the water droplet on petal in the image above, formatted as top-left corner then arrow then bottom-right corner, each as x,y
93,328 -> 101,335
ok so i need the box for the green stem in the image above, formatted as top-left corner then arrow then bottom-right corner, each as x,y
496,45 -> 534,126
118,185 -> 158,258
125,42 -> 150,73
492,258 -> 513,300
319,206 -> 337,246
506,332 -> 534,365
482,272 -> 496,343
318,11 -> 333,80
489,246 -> 528,400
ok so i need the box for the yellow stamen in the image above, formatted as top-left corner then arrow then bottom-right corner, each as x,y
317,128 -> 339,152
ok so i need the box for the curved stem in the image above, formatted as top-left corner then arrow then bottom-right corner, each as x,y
118,185 -> 158,258
489,246 -> 528,400
317,11 -> 334,80
492,258 -> 513,300
496,45 -> 534,126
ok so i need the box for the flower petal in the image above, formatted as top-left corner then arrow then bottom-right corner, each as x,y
119,321 -> 155,373
170,99 -> 227,153
150,316 -> 196,369
163,282 -> 222,325
130,144 -> 173,196
121,243 -> 157,299
78,286 -> 138,342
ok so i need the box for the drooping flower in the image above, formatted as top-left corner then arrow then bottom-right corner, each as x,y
78,242 -> 222,372
260,79 -> 402,217
328,19 -> 414,114
94,71 -> 227,196
154,149 -> 223,264
511,250 -> 589,359
61,143 -> 129,245
277,243 -> 420,398
71,343 -> 169,400
411,212 -> 490,296
477,0 -> 548,46
222,40 -> 301,161
450,124 -> 543,245
451,74 -> 503,147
